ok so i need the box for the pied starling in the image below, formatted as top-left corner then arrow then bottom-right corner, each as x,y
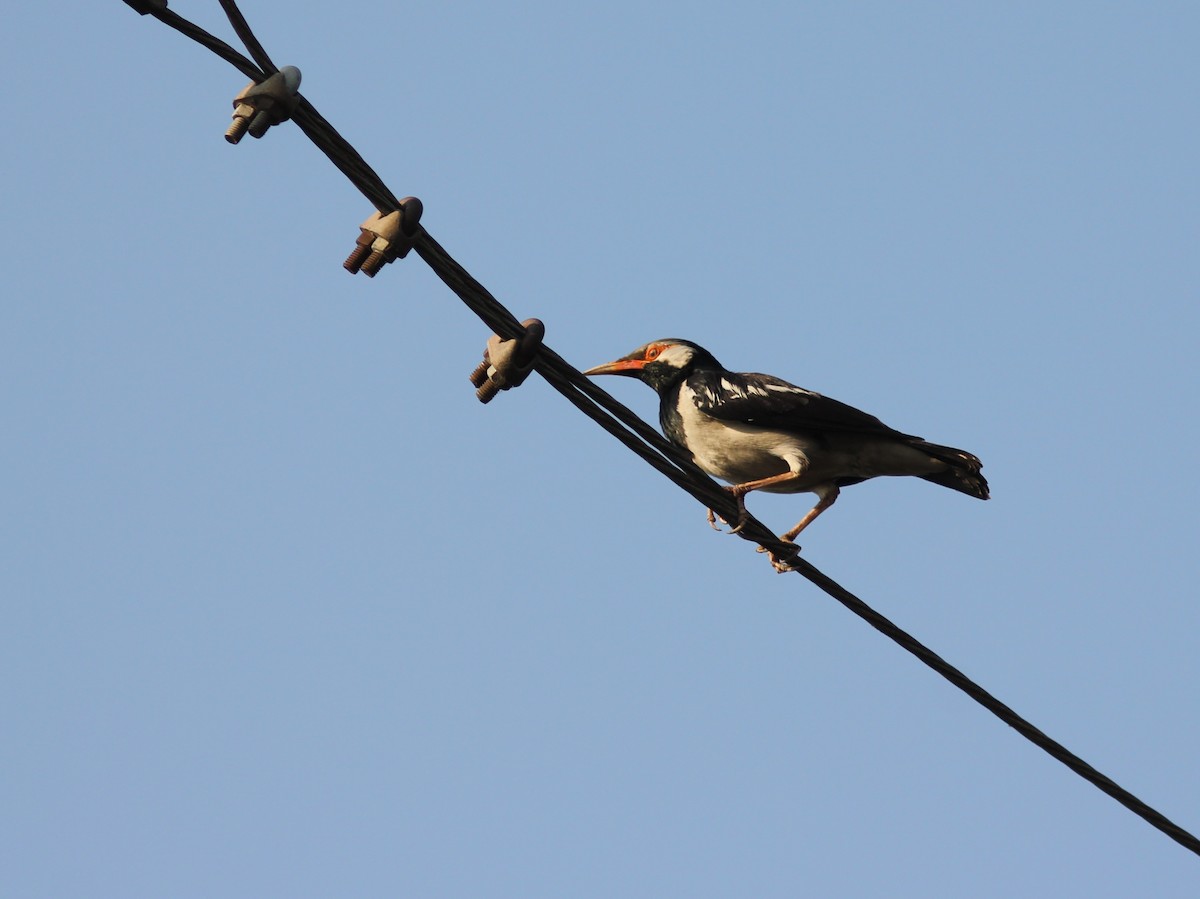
585,339 -> 988,564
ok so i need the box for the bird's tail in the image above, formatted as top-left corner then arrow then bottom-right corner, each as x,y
912,440 -> 990,500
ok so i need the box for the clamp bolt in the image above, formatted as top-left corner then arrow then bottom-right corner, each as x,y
344,198 -> 424,276
226,66 -> 302,144
469,319 -> 545,404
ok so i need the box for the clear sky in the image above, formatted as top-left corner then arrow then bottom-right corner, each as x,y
3,2 -> 1198,896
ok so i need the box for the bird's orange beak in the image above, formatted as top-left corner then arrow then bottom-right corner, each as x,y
583,357 -> 646,377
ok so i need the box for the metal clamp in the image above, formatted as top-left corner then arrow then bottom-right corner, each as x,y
226,66 -> 302,144
468,319 -> 546,403
343,198 -> 424,277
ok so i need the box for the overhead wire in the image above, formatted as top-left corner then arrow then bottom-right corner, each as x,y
217,0 -> 276,74
123,0 -> 1200,859
152,4 -> 263,80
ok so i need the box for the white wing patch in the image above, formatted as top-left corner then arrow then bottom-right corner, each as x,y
686,383 -> 722,407
720,378 -> 771,398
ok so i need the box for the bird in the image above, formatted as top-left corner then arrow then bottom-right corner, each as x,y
584,339 -> 988,568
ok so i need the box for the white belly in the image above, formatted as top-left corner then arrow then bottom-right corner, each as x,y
678,400 -> 945,493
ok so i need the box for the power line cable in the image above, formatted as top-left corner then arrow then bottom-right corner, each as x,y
217,0 -> 276,74
120,0 -> 1200,859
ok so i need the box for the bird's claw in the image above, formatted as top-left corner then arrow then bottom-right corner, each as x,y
757,541 -> 801,573
769,552 -> 800,573
706,495 -> 749,535
724,488 -> 750,535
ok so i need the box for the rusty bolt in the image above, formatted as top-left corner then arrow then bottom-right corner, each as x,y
224,66 -> 302,145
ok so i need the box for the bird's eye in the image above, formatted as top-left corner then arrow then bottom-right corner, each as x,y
645,345 -> 663,361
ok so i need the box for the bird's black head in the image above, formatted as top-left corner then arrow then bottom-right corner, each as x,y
583,339 -> 723,394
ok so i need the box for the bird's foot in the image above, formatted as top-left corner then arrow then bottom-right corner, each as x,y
706,490 -> 749,535
724,488 -> 750,535
757,540 -> 801,573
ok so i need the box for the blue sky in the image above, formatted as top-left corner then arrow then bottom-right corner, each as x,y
3,2 -> 1198,895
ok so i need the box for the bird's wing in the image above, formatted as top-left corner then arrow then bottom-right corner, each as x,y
688,370 -> 914,437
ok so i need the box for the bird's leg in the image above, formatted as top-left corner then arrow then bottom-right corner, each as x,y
723,469 -> 807,535
753,485 -> 839,572
780,485 -> 839,543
